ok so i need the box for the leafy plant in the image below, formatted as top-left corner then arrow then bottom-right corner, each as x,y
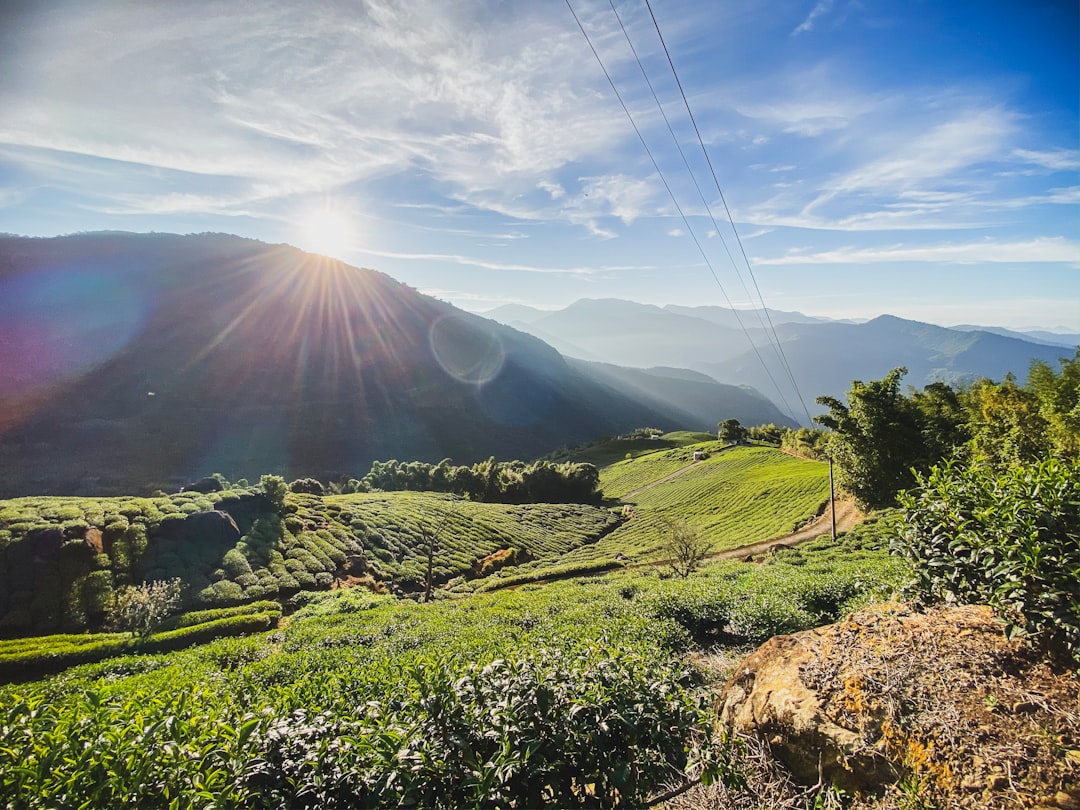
112,578 -> 183,637
893,457 -> 1080,662
662,518 -> 713,578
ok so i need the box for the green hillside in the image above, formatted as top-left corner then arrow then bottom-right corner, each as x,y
470,444 -> 831,590
0,441 -> 832,633
0,535 -> 906,808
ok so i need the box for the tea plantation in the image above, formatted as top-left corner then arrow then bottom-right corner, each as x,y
0,438 -> 898,807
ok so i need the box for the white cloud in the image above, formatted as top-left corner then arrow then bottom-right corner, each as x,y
559,174 -> 658,235
792,0 -> 834,35
1012,148 -> 1080,172
756,236 -> 1080,266
537,180 -> 566,200
362,246 -> 659,276
0,0 -> 644,227
668,228 -> 684,237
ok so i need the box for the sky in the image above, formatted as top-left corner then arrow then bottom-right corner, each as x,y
0,0 -> 1077,331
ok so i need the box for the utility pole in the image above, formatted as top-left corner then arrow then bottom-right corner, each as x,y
828,455 -> 837,541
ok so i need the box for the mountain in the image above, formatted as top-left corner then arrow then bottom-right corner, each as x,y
484,300 -> 1077,421
700,315 -> 1078,417
662,304 -> 845,328
950,324 -> 1080,348
501,298 -> 750,369
481,303 -> 550,324
0,233 -> 773,497
565,360 -> 794,431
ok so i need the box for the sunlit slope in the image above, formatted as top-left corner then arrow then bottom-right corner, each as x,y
324,492 -> 620,588
481,445 -> 830,587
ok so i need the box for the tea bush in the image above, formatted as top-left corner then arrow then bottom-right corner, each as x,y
893,457 -> 1080,662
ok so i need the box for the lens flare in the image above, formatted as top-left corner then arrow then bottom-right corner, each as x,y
429,314 -> 505,385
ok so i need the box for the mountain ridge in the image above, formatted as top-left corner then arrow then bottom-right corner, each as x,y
0,233 -> 785,496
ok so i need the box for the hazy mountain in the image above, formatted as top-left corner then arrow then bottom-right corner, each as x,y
506,298 -> 750,369
1,233 -> 782,496
950,324 -> 1080,348
701,315 -> 1077,418
481,303 -> 550,324
662,304 -> 846,328
565,360 -> 794,432
484,299 -> 1076,422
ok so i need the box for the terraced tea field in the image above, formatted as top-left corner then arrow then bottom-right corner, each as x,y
478,444 -> 831,587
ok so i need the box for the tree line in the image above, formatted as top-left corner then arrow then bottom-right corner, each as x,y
714,349 -> 1078,510
314,457 -> 603,505
815,351 -> 1078,509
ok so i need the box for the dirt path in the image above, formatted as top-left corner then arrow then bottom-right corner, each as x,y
703,496 -> 860,562
490,498 -> 863,591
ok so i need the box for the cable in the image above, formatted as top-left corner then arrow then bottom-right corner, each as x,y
608,0 -> 784,361
606,0 -> 795,409
642,0 -> 815,425
563,0 -> 799,420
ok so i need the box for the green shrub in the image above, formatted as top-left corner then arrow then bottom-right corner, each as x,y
893,457 -> 1080,662
246,646 -> 705,809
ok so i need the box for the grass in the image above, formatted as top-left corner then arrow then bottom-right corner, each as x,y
504,446 -> 830,580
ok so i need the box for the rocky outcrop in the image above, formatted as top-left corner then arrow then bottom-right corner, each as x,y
718,602 -> 1080,807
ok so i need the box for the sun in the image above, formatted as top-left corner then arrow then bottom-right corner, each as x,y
297,207 -> 354,260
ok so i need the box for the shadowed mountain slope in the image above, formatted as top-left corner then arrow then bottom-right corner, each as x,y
0,233 -> 705,496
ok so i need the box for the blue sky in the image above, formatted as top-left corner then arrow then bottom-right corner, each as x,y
1,0 -> 1077,330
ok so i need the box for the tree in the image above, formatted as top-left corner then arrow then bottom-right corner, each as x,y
1026,349 -> 1080,459
289,477 -> 325,495
661,519 -> 713,578
966,376 -> 1050,469
718,418 -> 748,444
111,578 -> 182,637
260,474 -> 288,515
814,368 -> 925,509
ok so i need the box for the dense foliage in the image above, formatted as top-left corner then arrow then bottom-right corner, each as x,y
817,351 -> 1079,508
0,534 -> 906,808
358,457 -> 602,504
892,457 -> 1080,662
0,486 -> 620,634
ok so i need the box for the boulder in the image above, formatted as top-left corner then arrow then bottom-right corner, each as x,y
181,476 -> 225,494
718,602 -> 1080,804
152,510 -> 241,548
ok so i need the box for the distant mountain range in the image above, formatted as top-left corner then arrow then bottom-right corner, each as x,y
0,234 -> 788,496
483,298 -> 1078,421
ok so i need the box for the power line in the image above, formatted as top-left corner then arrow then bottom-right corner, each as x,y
642,0 -> 815,425
563,0 -> 799,420
606,0 -> 799,413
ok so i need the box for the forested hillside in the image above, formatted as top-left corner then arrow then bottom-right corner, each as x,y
1,234 -> 778,496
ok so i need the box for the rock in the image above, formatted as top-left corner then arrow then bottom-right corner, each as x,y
718,629 -> 897,790
716,601 -> 1080,800
83,527 -> 104,555
183,510 -> 241,545
153,510 -> 241,548
181,476 -> 224,493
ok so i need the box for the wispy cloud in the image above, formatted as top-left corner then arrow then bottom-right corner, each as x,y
0,1 -> 646,228
792,0 -> 834,36
757,236 -> 1080,266
1012,148 -> 1080,172
362,246 -> 659,276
